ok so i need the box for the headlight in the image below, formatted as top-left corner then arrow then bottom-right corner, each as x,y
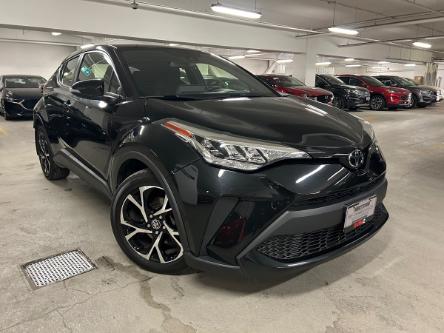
5,91 -> 14,101
387,89 -> 396,93
163,121 -> 311,171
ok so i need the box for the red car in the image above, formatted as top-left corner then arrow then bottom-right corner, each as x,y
258,75 -> 334,104
337,74 -> 411,111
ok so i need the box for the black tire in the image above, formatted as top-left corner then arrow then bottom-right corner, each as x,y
333,96 -> 346,109
370,95 -> 386,111
410,94 -> 418,108
35,125 -> 70,180
111,170 -> 187,274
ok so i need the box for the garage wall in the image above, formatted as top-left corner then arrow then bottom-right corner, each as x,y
233,59 -> 269,75
0,42 -> 75,79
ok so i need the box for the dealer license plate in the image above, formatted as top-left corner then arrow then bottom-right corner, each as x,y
344,196 -> 377,229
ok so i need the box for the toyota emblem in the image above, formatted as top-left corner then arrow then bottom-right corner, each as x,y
348,149 -> 365,169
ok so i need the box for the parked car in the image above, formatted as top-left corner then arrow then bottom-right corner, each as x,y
337,74 -> 411,111
374,75 -> 433,108
402,77 -> 443,103
0,75 -> 46,120
315,74 -> 370,110
34,45 -> 388,276
257,74 -> 333,104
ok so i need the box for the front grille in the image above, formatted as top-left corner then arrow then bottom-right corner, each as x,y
401,95 -> 407,100
256,205 -> 385,262
316,95 -> 331,103
23,98 -> 39,109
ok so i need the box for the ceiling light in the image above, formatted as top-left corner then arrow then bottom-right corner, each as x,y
345,58 -> 354,62
168,43 -> 178,46
245,53 -> 263,57
404,63 -> 416,67
412,41 -> 432,49
378,61 -> 390,64
315,61 -> 332,66
228,55 -> 245,60
371,66 -> 386,69
211,4 -> 262,19
328,27 -> 359,36
276,59 -> 293,64
345,64 -> 362,67
80,44 -> 94,49
51,32 -> 62,36
247,50 -> 260,53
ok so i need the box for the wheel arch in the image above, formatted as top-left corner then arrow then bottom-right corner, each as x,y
109,145 -> 192,253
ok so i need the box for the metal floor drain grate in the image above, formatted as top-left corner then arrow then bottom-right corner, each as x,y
22,249 -> 96,289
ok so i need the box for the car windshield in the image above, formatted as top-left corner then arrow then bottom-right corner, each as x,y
361,76 -> 384,87
277,76 -> 305,87
5,76 -> 46,88
322,75 -> 345,85
401,77 -> 417,86
120,48 -> 277,99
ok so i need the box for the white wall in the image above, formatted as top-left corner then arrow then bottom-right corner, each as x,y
0,42 -> 75,79
233,59 -> 269,75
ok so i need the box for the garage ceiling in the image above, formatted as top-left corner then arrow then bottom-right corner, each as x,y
111,0 -> 444,52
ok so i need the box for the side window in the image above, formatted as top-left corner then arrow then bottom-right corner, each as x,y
315,76 -> 325,88
339,76 -> 350,84
78,52 -> 121,94
349,77 -> 363,86
380,79 -> 391,86
61,57 -> 79,86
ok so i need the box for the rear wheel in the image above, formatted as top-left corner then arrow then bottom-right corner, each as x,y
35,126 -> 70,180
370,95 -> 386,111
111,170 -> 187,274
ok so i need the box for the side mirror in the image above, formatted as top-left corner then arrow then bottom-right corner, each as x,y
71,79 -> 104,99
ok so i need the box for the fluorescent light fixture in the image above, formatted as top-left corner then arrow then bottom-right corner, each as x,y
211,4 -> 262,19
344,58 -> 355,62
315,61 -> 332,66
80,44 -> 94,49
378,61 -> 390,64
328,27 -> 359,36
276,59 -> 293,64
168,43 -> 178,46
345,64 -> 362,67
371,66 -> 385,69
412,41 -> 432,49
228,55 -> 245,60
245,53 -> 263,57
247,50 -> 260,53
51,32 -> 62,36
404,63 -> 416,67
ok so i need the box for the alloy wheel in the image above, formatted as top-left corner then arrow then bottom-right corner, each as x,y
370,96 -> 384,110
119,186 -> 183,264
37,131 -> 51,176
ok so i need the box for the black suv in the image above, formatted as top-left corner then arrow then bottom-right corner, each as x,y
315,74 -> 370,110
34,45 -> 388,276
374,75 -> 434,108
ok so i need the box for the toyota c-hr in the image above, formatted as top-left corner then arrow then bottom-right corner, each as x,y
34,45 -> 389,276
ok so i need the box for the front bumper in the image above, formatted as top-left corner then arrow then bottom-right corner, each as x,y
176,143 -> 388,277
346,95 -> 370,108
387,93 -> 411,108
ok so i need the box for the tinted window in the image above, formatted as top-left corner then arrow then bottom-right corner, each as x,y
4,76 -> 46,88
120,48 -> 276,99
78,52 -> 120,94
276,76 -> 305,87
349,77 -> 364,87
361,76 -> 384,87
323,75 -> 346,85
339,76 -> 350,84
61,57 -> 79,86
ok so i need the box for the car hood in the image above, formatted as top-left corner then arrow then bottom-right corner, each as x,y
285,86 -> 332,96
5,88 -> 41,99
415,85 -> 438,92
146,96 -> 371,155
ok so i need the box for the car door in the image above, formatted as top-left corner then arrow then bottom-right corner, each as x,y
45,56 -> 81,151
66,51 -> 122,178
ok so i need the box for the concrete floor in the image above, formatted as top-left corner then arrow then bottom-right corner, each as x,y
0,106 -> 444,333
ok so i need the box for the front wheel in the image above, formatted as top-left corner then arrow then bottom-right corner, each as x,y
370,95 -> 386,111
333,96 -> 346,109
35,126 -> 70,180
111,170 -> 187,274
410,95 -> 418,108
